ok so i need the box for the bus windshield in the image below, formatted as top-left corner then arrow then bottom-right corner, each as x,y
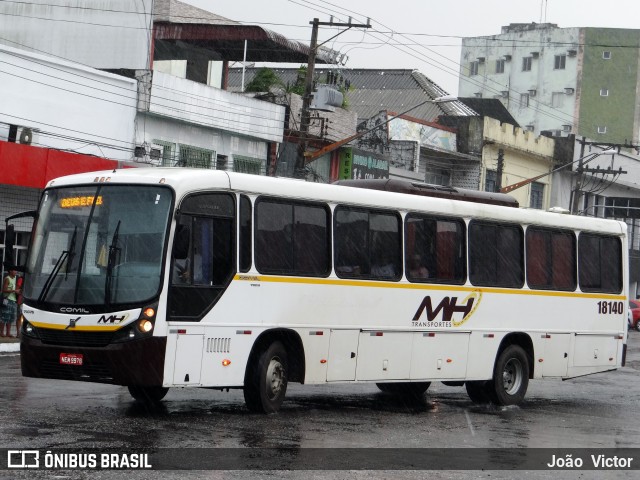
24,184 -> 173,309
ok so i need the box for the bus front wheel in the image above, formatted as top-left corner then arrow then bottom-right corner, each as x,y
244,341 -> 288,413
127,385 -> 169,403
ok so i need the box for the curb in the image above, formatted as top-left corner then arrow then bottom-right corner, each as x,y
0,343 -> 20,353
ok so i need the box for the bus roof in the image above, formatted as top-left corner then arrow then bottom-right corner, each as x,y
46,168 -> 626,236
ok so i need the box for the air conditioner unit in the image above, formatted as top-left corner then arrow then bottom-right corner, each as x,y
474,92 -> 483,98
531,51 -> 540,58
501,90 -> 509,98
18,127 -> 34,145
562,124 -> 572,132
527,89 -> 537,97
503,54 -> 512,61
477,57 -> 485,63
567,49 -> 577,57
525,125 -> 535,132
134,143 -> 164,164
564,87 -> 575,95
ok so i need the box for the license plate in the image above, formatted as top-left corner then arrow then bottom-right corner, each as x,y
59,353 -> 83,366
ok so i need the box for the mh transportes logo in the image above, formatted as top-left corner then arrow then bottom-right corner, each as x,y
412,290 -> 482,327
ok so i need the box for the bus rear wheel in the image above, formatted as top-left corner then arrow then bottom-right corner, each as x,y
376,382 -> 431,399
127,385 -> 169,403
244,341 -> 288,413
489,345 -> 529,405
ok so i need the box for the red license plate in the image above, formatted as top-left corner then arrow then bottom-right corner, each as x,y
59,353 -> 83,366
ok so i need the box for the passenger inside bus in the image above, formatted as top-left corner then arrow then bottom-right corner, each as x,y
408,254 -> 430,279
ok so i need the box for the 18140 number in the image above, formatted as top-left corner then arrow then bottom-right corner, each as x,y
597,301 -> 623,315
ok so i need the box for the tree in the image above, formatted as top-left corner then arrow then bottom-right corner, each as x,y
245,68 -> 284,93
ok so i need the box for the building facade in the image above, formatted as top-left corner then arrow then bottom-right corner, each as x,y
459,24 -> 640,145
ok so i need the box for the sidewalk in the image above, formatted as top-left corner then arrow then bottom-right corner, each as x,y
0,335 -> 20,353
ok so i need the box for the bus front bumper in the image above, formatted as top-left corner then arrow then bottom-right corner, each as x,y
20,335 -> 167,386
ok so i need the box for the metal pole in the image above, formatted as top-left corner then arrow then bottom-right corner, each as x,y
241,40 -> 247,93
571,139 -> 587,214
295,18 -> 320,178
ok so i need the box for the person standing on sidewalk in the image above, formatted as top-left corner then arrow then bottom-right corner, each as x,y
1,267 -> 20,338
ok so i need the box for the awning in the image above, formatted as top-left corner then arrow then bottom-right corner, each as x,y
153,23 -> 340,64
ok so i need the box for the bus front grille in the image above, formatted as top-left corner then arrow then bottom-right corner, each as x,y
39,360 -> 113,382
36,328 -> 115,347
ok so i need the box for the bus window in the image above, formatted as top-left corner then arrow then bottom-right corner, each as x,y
255,198 -> 330,277
578,233 -> 622,293
405,214 -> 466,284
526,227 -> 576,291
239,195 -> 252,273
169,193 -> 235,321
335,207 -> 401,281
469,221 -> 524,288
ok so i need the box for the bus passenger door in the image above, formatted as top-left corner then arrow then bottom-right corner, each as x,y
172,332 -> 204,385
540,333 -> 570,377
326,330 -> 359,381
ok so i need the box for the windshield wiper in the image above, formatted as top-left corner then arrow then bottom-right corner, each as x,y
38,226 -> 78,302
65,226 -> 78,280
104,220 -> 121,306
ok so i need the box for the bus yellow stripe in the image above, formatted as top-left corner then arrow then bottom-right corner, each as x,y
29,321 -> 123,332
233,274 -> 626,300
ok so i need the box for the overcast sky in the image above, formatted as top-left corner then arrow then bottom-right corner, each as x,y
184,0 -> 640,95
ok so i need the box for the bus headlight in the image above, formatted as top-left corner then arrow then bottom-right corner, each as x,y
137,319 -> 153,334
22,319 -> 39,339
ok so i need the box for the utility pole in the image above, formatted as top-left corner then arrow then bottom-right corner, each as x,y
570,139 -> 587,214
495,149 -> 504,192
295,17 -> 371,178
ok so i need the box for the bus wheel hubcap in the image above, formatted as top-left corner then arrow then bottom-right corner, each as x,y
502,358 -> 523,395
266,358 -> 284,398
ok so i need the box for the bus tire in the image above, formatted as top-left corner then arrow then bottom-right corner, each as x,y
376,382 -> 431,398
488,345 -> 530,406
127,385 -> 169,403
465,381 -> 492,404
244,341 -> 288,413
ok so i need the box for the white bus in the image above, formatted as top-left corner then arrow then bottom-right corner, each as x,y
19,169 -> 628,413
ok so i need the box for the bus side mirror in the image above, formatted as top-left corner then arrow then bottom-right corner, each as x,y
173,224 -> 190,260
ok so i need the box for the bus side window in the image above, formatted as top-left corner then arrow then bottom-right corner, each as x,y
239,195 -> 252,273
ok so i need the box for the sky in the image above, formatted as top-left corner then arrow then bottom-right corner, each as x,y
183,0 -> 640,95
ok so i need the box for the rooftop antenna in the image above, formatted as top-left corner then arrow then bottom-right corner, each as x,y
540,0 -> 548,22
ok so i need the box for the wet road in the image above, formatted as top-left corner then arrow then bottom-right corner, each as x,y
1,332 -> 640,479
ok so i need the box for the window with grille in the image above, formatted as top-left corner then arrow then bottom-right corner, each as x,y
178,145 -> 215,169
495,59 -> 505,74
233,155 -> 262,175
530,182 -> 544,209
152,140 -> 176,167
484,169 -> 497,193
425,168 -> 451,186
520,93 -> 530,108
522,57 -> 532,71
469,61 -> 479,76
